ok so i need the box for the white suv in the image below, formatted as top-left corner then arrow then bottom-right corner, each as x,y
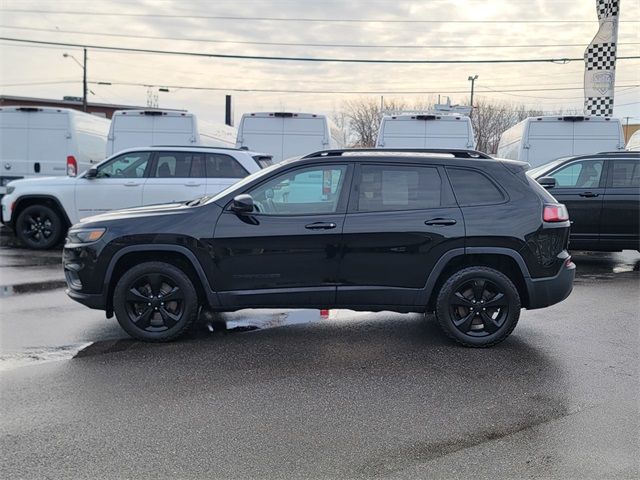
1,146 -> 272,249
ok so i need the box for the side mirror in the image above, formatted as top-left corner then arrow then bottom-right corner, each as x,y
230,194 -> 254,214
538,176 -> 556,189
85,168 -> 98,179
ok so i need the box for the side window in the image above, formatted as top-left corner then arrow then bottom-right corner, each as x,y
356,165 -> 442,212
609,160 -> 640,188
447,168 -> 504,205
152,152 -> 204,178
549,160 -> 603,188
248,165 -> 347,215
206,154 -> 249,179
96,152 -> 151,179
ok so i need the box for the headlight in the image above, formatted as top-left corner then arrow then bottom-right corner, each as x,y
67,228 -> 106,243
5,186 -> 15,195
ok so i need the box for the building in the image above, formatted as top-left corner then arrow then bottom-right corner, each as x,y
0,95 -> 180,119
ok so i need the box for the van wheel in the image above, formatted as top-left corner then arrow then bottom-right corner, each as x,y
16,204 -> 64,250
435,266 -> 521,348
113,262 -> 199,342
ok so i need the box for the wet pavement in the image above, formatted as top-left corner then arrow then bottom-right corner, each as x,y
0,231 -> 638,478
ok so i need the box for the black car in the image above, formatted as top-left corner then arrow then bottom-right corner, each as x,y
530,151 -> 640,252
63,148 -> 575,347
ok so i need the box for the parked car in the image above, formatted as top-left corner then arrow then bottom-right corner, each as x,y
497,115 -> 625,167
235,112 -> 342,162
1,146 -> 272,249
626,129 -> 640,151
376,113 -> 475,149
529,151 -> 640,251
106,110 -> 236,156
63,148 -> 575,347
0,106 -> 110,193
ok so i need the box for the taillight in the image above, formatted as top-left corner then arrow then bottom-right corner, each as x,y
543,204 -> 569,222
67,156 -> 78,177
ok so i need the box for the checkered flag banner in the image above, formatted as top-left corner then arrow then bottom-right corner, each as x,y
584,0 -> 620,116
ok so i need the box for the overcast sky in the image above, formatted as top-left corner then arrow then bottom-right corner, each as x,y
1,0 -> 638,125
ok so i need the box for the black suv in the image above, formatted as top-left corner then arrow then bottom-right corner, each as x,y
530,151 -> 640,252
63,149 -> 575,347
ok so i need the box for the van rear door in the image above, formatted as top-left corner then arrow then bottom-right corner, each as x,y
0,109 -> 29,179
573,119 -> 622,155
379,118 -> 425,148
527,120 -> 574,166
240,116 -> 284,161
282,116 -> 328,159
28,110 -> 70,176
426,118 -> 472,149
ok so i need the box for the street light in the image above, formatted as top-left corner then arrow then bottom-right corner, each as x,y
468,75 -> 479,114
63,49 -> 87,112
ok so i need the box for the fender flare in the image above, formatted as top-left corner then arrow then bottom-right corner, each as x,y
103,244 -> 219,307
12,195 -> 72,228
417,247 -> 532,306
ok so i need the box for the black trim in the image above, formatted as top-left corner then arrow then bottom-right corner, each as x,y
103,244 -> 219,307
65,289 -> 105,310
302,148 -> 493,160
12,195 -> 72,228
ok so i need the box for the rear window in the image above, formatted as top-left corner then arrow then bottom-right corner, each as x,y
205,154 -> 249,178
609,160 -> 640,188
447,168 -> 505,205
356,165 -> 442,212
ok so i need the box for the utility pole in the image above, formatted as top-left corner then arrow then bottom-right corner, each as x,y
468,75 -> 478,115
82,48 -> 87,112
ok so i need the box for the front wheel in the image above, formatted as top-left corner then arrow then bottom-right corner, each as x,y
113,262 -> 199,342
435,266 -> 521,348
16,204 -> 64,249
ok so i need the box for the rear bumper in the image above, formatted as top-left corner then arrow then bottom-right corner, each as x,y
526,261 -> 575,310
66,288 -> 106,310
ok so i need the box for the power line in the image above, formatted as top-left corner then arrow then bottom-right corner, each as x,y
84,79 -> 640,95
3,9 -> 638,23
3,37 -> 640,64
3,25 -> 639,50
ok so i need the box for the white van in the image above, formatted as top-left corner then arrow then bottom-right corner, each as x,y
626,129 -> 640,151
198,119 -> 237,148
236,112 -> 338,162
375,114 -> 475,150
107,110 -> 200,155
497,116 -> 625,167
0,106 -> 110,193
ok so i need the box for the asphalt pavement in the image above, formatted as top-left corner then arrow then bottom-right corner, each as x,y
0,233 -> 638,479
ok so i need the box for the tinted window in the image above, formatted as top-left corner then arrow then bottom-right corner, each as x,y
96,152 -> 151,179
205,154 -> 248,178
549,160 -> 603,188
609,160 -> 640,188
447,168 -> 504,205
356,165 -> 441,212
248,165 -> 347,215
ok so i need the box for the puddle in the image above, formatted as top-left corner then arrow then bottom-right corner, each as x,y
0,280 -> 68,297
0,342 -> 92,372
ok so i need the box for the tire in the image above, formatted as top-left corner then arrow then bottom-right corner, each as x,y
435,266 -> 521,348
15,204 -> 64,250
113,262 -> 199,342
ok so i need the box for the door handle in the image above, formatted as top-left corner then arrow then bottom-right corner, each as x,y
124,181 -> 140,187
579,192 -> 599,198
184,182 -> 202,187
425,218 -> 457,226
305,222 -> 337,230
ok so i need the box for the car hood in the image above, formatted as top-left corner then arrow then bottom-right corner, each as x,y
7,176 -> 77,188
78,202 -> 193,225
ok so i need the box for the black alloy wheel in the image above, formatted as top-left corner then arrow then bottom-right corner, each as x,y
114,262 -> 198,341
16,204 -> 63,250
435,266 -> 521,348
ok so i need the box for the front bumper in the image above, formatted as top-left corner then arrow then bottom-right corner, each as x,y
526,261 -> 576,309
65,288 -> 106,310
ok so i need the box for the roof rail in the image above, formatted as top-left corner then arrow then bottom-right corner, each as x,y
150,145 -> 242,151
595,150 -> 637,155
302,148 -> 492,159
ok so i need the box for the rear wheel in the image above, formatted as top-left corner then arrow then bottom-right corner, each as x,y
15,204 -> 64,250
435,266 -> 521,348
113,262 -> 199,342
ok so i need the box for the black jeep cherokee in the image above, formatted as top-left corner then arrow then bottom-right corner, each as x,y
63,148 -> 575,347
